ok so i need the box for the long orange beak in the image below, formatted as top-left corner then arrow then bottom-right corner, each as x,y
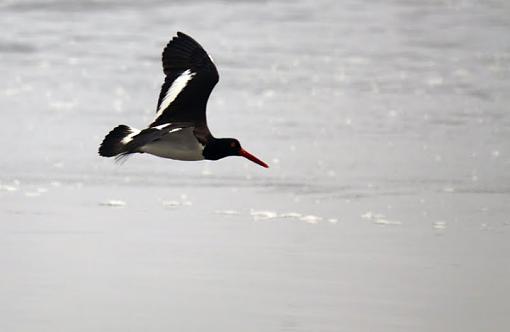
239,148 -> 269,168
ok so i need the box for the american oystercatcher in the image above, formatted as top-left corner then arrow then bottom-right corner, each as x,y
98,32 -> 268,168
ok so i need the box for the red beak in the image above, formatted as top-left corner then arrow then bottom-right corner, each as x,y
239,148 -> 269,168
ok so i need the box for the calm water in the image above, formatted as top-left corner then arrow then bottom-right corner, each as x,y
1,0 -> 509,331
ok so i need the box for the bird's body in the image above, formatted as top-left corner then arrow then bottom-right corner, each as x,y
99,32 -> 268,168
140,127 -> 204,161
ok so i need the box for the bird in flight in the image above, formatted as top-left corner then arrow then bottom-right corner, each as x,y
99,32 -> 268,168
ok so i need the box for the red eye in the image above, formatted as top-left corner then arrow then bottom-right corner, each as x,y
230,142 -> 236,148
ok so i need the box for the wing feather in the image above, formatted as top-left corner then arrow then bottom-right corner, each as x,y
150,32 -> 219,128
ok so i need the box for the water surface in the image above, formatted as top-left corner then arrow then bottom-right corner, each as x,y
1,1 -> 509,331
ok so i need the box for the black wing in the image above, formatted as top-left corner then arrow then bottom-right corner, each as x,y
150,32 -> 219,128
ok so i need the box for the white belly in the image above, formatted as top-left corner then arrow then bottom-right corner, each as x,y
140,127 -> 205,161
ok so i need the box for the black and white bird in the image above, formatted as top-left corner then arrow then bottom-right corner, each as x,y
98,32 -> 268,168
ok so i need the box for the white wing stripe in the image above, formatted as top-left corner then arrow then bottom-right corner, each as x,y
155,69 -> 195,119
153,123 -> 185,134
153,124 -> 169,130
121,127 -> 141,144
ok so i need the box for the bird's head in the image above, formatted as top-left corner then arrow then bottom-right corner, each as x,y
203,138 -> 268,168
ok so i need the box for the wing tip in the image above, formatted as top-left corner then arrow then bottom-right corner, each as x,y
161,31 -> 213,74
174,31 -> 191,42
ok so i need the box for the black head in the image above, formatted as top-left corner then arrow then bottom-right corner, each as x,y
203,138 -> 268,168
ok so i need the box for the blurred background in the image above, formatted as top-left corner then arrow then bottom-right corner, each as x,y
0,0 -> 509,331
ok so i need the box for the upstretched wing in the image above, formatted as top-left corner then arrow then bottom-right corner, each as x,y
150,32 -> 219,128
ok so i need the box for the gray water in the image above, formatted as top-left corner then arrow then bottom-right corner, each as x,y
1,0 -> 509,331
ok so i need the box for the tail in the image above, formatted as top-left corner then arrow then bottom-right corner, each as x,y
98,125 -> 139,157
